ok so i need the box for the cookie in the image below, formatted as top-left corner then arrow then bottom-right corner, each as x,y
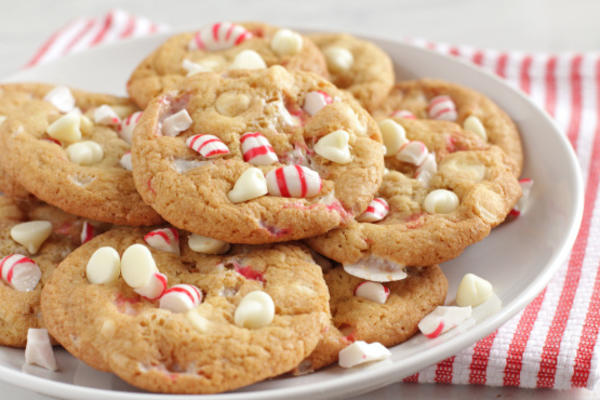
300,264 -> 447,372
307,118 -> 521,268
127,22 -> 329,109
41,227 -> 330,394
308,33 -> 394,111
373,79 -> 524,176
0,83 -> 162,226
0,196 -> 108,347
131,66 -> 384,244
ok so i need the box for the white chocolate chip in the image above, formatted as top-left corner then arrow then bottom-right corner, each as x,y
79,114 -> 93,134
100,319 -> 116,338
423,189 -> 459,214
10,221 -> 52,254
182,58 -> 220,76
229,49 -> 266,70
119,152 -> 132,171
188,234 -> 230,254
120,244 -> 158,288
378,119 -> 408,156
463,115 -> 487,141
215,92 -> 251,117
47,112 -> 82,143
66,141 -> 104,165
162,109 -> 192,137
93,105 -> 121,126
323,46 -> 354,73
234,290 -> 275,329
314,130 -> 352,164
44,86 -> 75,113
228,167 -> 268,203
86,246 -> 121,284
456,273 -> 494,307
0,115 -> 6,125
185,309 -> 212,333
338,341 -> 390,368
270,29 -> 303,56
25,328 -> 57,371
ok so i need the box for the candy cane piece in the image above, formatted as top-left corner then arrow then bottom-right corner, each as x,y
25,329 -> 57,371
357,198 -> 389,223
427,95 -> 458,121
134,272 -> 168,300
120,111 -> 143,143
160,284 -> 203,313
80,221 -> 95,244
186,134 -> 230,158
0,254 -> 41,291
240,132 -> 278,165
303,91 -> 333,116
338,341 -> 390,368
162,109 -> 192,137
93,105 -> 121,126
266,165 -> 321,198
188,22 -> 252,51
144,228 -> 180,255
418,305 -> 472,339
396,141 -> 428,165
354,281 -> 390,304
390,109 -> 416,119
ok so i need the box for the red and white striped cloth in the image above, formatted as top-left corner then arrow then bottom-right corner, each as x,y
24,10 -> 600,391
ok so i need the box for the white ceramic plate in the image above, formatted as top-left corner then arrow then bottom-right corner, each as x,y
0,32 -> 584,400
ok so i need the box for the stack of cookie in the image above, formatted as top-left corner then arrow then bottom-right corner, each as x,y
0,22 -> 525,394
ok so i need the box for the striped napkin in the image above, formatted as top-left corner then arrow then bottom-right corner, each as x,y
23,9 -> 600,391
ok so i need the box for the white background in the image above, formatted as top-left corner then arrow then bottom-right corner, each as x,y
1,0 -> 599,398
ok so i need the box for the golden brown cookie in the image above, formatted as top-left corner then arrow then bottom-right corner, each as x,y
0,196 -> 108,347
132,67 -> 384,244
300,265 -> 447,372
127,22 -> 329,108
0,83 -> 162,226
309,33 -> 394,111
373,78 -> 524,176
42,227 -> 331,393
307,118 -> 521,269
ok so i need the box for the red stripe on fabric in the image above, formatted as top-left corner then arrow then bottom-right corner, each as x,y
275,168 -> 290,197
120,15 -> 137,38
545,56 -> 558,117
566,55 -> 584,147
435,356 -> 456,384
149,23 -> 158,33
61,19 -> 95,55
468,331 -> 498,385
295,165 -> 307,197
519,55 -> 533,94
25,19 -> 77,67
448,46 -> 460,57
472,51 -> 484,66
571,58 -> 600,388
90,11 -> 114,46
536,60 -> 599,388
496,53 -> 509,78
403,373 -> 419,383
503,290 -> 547,386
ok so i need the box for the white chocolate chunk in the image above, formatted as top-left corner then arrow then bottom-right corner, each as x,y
423,189 -> 459,214
10,221 -> 52,254
378,119 -> 408,156
270,29 -> 303,56
182,58 -> 219,76
456,273 -> 494,307
344,255 -> 407,282
354,281 -> 389,304
47,112 -> 82,143
418,305 -> 472,338
93,105 -> 121,126
162,109 -> 192,137
314,130 -> 352,164
120,244 -> 158,288
338,341 -> 390,368
44,86 -> 75,113
86,246 -> 121,284
186,309 -> 212,333
215,92 -> 250,116
324,46 -> 354,73
463,115 -> 487,141
119,152 -> 132,171
188,234 -> 230,254
66,141 -> 104,165
134,272 -> 167,300
229,49 -> 266,70
25,329 -> 57,371
0,115 -> 6,125
234,290 -> 275,329
228,167 -> 268,203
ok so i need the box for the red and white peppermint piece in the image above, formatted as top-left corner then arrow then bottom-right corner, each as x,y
343,255 -> 407,282
357,198 -> 389,223
119,111 -> 143,143
93,105 -> 121,126
186,134 -> 230,158
510,178 -> 534,218
240,132 -> 278,165
418,305 -> 472,339
0,254 -> 41,292
354,281 -> 390,304
338,341 -> 391,368
134,272 -> 168,300
80,221 -> 95,244
427,95 -> 458,121
44,86 -> 75,113
144,228 -> 180,255
397,141 -> 428,165
159,284 -> 203,313
162,109 -> 192,137
415,153 -> 437,187
119,151 -> 133,171
25,328 -> 57,371
303,91 -> 333,116
266,165 -> 322,198
188,22 -> 252,51
390,109 -> 416,119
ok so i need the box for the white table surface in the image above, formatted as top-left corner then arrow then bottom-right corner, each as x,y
1,0 -> 598,398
